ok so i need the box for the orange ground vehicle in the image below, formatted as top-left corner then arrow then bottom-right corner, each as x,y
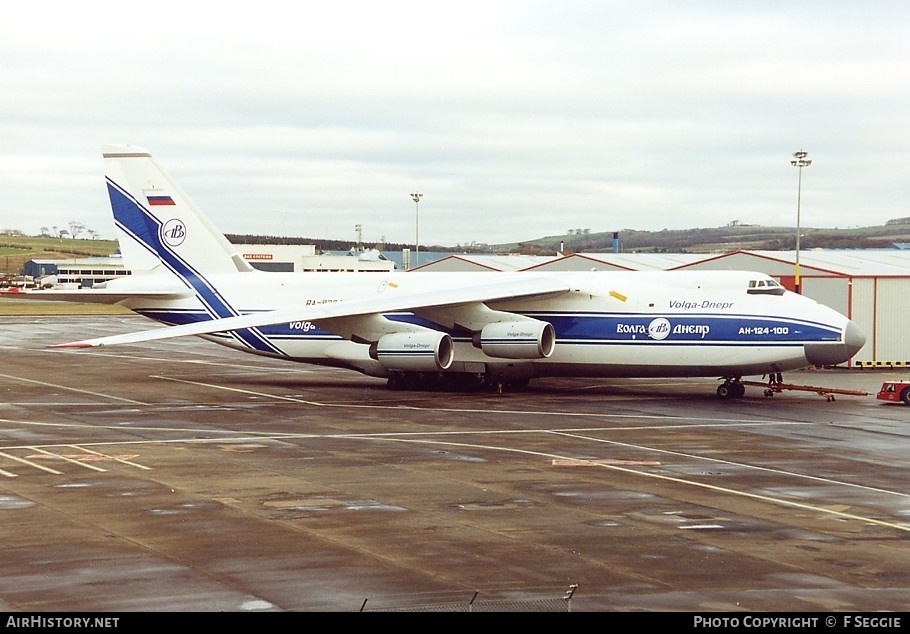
876,381 -> 910,405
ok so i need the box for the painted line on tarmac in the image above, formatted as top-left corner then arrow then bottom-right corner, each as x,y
0,450 -> 63,475
66,445 -> 152,470
28,447 -> 108,472
0,373 -> 147,405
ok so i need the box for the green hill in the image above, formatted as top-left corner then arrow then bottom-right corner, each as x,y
0,235 -> 119,276
497,223 -> 910,254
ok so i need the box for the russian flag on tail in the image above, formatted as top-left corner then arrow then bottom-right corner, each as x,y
144,189 -> 175,206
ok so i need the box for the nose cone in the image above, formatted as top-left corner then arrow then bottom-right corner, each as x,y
804,320 -> 866,366
844,320 -> 867,356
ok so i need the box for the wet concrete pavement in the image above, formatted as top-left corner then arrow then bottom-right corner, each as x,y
0,316 -> 908,612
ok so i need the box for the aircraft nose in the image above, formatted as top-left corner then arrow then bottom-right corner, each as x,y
843,320 -> 866,357
804,320 -> 866,367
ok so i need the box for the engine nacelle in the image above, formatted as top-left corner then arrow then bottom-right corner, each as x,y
371,331 -> 454,371
475,320 -> 556,359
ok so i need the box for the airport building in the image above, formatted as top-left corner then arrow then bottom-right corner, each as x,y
23,256 -> 130,288
24,244 -> 395,286
232,244 -> 395,272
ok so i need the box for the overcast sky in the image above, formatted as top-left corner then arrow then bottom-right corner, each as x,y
2,1 -> 908,247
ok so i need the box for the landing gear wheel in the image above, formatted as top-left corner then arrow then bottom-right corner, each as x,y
717,381 -> 745,399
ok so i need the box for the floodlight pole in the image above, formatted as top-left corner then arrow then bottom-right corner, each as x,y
790,150 -> 811,294
411,192 -> 423,268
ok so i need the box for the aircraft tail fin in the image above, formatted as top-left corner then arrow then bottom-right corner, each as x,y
102,145 -> 254,275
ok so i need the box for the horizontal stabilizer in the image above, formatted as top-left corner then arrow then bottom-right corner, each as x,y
1,287 -> 190,304
49,342 -> 95,349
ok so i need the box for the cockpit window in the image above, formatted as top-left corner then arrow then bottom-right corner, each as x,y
748,278 -> 785,295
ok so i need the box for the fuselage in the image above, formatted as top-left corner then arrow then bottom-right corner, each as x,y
111,268 -> 864,381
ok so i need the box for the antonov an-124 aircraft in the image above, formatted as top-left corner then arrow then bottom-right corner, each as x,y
8,145 -> 866,396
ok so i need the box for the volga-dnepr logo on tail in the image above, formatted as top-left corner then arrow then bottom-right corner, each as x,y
161,219 -> 187,247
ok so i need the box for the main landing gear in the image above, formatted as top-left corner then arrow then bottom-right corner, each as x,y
386,371 -> 531,393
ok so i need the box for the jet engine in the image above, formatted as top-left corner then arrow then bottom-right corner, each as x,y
475,320 -> 556,359
371,331 -> 454,371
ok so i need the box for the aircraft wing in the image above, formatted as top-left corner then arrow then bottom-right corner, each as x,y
1,287 -> 190,304
51,276 -> 570,348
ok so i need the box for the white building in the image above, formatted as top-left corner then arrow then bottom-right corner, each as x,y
234,244 -> 394,272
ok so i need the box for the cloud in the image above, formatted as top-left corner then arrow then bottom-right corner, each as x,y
2,1 -> 909,246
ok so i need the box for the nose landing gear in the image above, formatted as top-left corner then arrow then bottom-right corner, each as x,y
716,379 -> 746,398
